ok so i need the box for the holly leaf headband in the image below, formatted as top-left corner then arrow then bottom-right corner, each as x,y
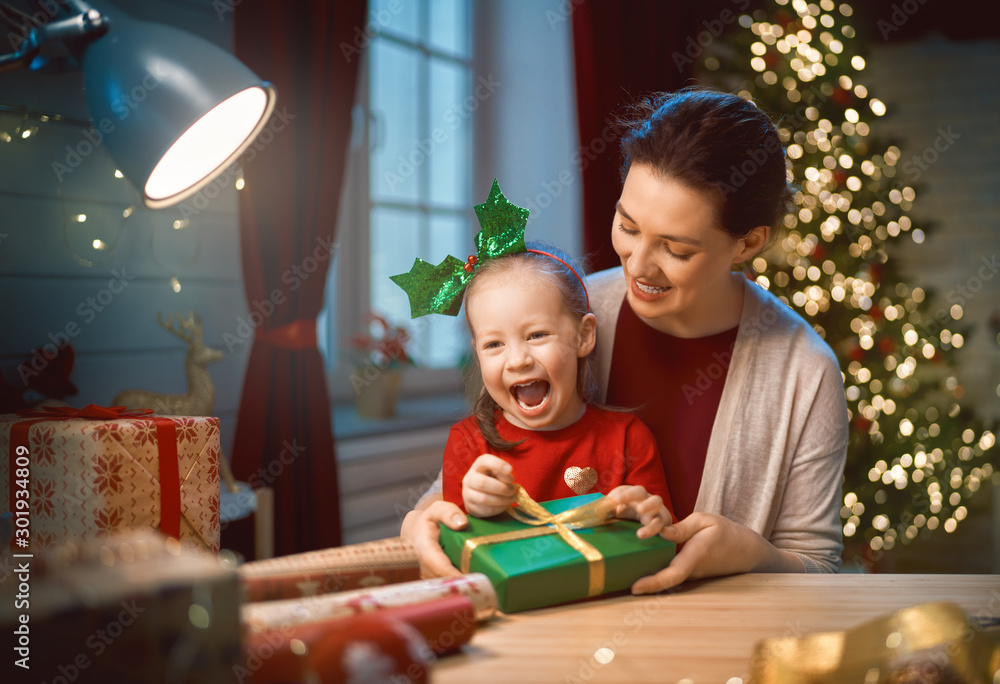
390,179 -> 529,318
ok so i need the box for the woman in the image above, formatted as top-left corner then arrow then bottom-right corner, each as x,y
402,87 -> 848,592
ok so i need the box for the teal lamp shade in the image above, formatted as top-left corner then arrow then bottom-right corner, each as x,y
81,10 -> 276,209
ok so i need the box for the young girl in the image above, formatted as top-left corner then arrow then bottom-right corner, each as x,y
441,240 -> 674,530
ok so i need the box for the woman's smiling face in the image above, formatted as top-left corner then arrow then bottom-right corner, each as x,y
611,163 -> 763,336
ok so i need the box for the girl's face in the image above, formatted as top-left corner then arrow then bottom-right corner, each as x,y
611,164 -> 765,336
467,269 -> 596,431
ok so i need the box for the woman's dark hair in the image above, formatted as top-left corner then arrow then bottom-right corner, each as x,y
464,240 -> 598,451
618,86 -> 793,239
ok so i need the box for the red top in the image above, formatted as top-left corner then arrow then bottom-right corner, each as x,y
606,299 -> 738,521
443,404 -> 674,517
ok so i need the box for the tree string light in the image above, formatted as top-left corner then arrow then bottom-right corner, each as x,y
701,0 -> 996,556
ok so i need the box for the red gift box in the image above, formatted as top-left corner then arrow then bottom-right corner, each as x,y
0,405 -> 220,553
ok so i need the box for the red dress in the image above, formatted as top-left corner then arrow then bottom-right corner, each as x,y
442,404 -> 673,517
606,299 -> 738,521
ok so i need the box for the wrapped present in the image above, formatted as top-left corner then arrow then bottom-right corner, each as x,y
241,573 -> 498,632
0,404 -> 220,553
439,490 -> 676,613
238,537 -> 420,602
0,530 -> 241,684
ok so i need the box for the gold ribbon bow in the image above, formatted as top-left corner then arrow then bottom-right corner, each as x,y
460,485 -> 618,598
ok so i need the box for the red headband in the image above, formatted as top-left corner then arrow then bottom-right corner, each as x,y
526,248 -> 590,310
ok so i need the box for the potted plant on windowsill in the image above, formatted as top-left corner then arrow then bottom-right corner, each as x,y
346,313 -> 416,419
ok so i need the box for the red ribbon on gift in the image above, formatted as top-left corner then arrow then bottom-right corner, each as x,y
9,404 -> 183,546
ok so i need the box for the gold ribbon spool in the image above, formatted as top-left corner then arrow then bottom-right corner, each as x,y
460,485 -> 618,598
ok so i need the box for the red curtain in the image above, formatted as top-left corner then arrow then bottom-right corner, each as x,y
231,0 -> 366,556
572,1 -> 759,271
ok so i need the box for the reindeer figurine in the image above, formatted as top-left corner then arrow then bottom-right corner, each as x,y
113,311 -> 224,416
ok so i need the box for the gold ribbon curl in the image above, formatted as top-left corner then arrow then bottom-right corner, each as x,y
460,485 -> 618,597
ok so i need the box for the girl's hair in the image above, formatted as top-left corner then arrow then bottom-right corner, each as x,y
464,240 -> 598,451
618,86 -> 793,241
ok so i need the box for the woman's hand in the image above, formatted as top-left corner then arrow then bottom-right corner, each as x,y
462,454 -> 515,518
606,485 -> 673,540
400,498 -> 467,579
630,512 -> 806,595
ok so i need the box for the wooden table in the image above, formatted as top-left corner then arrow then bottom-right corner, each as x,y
435,573 -> 1000,683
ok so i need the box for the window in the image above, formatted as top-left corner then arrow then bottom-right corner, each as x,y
322,0 -> 475,402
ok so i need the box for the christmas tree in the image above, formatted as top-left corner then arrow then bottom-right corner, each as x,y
697,0 -> 995,560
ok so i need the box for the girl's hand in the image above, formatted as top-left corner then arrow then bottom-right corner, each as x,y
400,498 -> 467,579
462,454 -> 515,517
607,484 -> 673,540
630,512 -> 806,594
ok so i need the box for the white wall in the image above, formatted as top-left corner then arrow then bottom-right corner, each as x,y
473,0 -> 582,261
866,38 -> 1000,423
0,0 -> 248,456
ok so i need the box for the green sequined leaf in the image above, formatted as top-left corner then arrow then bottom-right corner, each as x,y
389,255 -> 470,318
474,179 -> 528,259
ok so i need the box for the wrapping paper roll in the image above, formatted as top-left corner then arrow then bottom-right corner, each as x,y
241,611 -> 434,684
237,537 -> 420,601
242,573 -> 498,633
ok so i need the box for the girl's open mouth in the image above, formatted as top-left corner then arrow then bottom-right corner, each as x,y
511,380 -> 550,412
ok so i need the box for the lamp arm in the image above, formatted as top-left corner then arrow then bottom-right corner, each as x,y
0,3 -> 107,73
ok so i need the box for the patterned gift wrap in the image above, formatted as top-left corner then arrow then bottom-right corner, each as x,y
238,537 -> 421,601
241,594 -> 477,684
0,530 -> 241,684
241,573 -> 498,633
242,610 -> 436,684
0,408 -> 221,553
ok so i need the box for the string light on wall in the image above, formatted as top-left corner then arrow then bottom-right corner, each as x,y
9,108 -> 210,290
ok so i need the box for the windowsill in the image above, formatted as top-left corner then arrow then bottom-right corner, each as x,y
332,392 -> 471,441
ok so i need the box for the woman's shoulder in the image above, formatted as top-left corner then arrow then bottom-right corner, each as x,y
585,267 -> 626,328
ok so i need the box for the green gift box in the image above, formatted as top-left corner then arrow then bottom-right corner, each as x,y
440,493 -> 675,613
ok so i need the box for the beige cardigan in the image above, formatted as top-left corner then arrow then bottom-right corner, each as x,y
421,268 -> 848,573
589,268 -> 848,573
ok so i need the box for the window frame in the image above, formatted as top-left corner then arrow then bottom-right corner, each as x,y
324,2 -> 475,406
